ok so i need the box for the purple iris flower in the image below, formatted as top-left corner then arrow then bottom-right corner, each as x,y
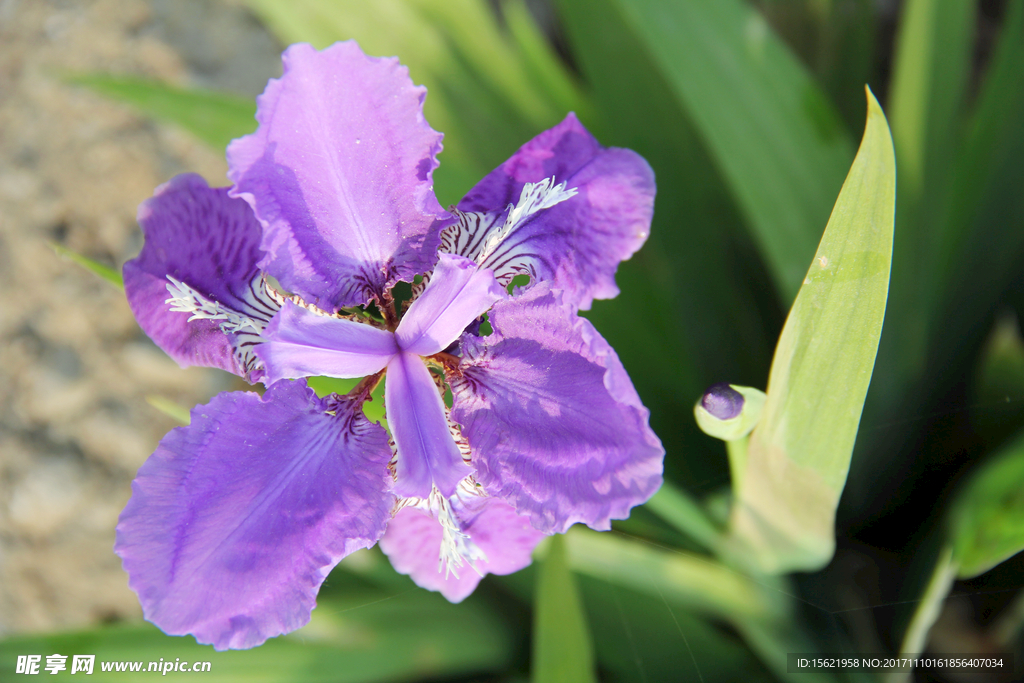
115,41 -> 663,651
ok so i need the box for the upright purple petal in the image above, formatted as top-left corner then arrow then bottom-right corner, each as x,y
395,254 -> 505,357
255,301 -> 398,383
386,352 -> 472,498
379,495 -> 547,602
449,284 -> 663,534
227,42 -> 448,312
445,113 -> 655,310
123,174 -> 279,381
115,381 -> 394,650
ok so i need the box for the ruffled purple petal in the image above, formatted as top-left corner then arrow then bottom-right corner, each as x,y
254,301 -> 398,383
227,42 -> 448,312
395,254 -> 505,357
386,352 -> 472,498
379,495 -> 547,602
446,113 -> 655,310
449,284 -> 664,534
115,380 -> 394,650
123,174 -> 279,381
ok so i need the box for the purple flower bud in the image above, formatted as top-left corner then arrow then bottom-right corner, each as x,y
701,383 -> 744,420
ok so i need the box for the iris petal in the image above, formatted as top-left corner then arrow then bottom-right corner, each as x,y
255,301 -> 398,383
379,495 -> 547,602
395,254 -> 505,357
123,174 -> 277,381
448,113 -> 655,310
115,380 -> 394,650
450,283 -> 664,533
228,42 -> 448,312
386,352 -> 472,498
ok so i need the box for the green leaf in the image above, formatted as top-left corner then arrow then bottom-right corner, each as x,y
145,396 -> 191,425
0,589 -> 511,682
557,0 -> 784,489
532,534 -> 595,683
641,482 -> 721,552
929,1 -> 1024,371
889,0 -> 973,213
872,0 -> 975,411
561,529 -> 846,682
896,545 -> 958,656
561,527 -> 784,623
501,0 -> 594,122
576,576 -> 776,683
949,429 -> 1024,578
603,0 -> 854,302
972,315 -> 1024,450
49,242 -> 123,289
729,89 -> 895,573
67,74 -> 256,151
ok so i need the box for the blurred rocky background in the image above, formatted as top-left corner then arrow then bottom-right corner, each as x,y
0,0 -> 282,636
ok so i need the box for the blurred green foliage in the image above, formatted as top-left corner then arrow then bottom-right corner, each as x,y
37,0 -> 1024,680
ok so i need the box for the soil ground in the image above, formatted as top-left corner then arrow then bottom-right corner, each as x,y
0,0 -> 280,636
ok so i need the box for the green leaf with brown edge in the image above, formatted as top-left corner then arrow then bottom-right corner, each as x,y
50,242 -> 123,289
532,534 -> 596,683
729,89 -> 895,573
949,430 -> 1024,578
67,74 -> 256,151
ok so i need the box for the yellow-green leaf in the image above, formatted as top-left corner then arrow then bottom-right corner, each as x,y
729,88 -> 896,573
145,395 -> 191,425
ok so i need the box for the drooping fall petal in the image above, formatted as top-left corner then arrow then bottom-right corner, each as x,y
115,381 -> 394,650
123,173 -> 278,381
380,495 -> 547,602
450,284 -> 663,533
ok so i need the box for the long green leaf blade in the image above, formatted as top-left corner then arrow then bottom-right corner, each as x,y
642,482 -> 721,552
873,0 -> 974,414
606,0 -> 854,301
68,74 -> 256,151
563,527 -> 784,622
556,0 -> 784,490
889,0 -> 973,212
730,89 -> 895,573
533,534 -> 596,683
50,242 -> 123,289
930,1 -> 1024,369
949,429 -> 1024,578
